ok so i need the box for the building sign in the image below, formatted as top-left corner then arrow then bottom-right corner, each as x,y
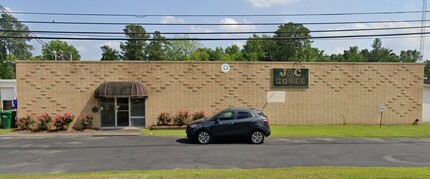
273,68 -> 309,87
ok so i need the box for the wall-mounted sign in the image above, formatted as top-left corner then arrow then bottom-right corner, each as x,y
273,68 -> 309,87
221,64 -> 230,73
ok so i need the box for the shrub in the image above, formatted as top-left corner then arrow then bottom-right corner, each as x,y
36,112 -> 52,131
173,110 -> 189,126
16,112 -> 36,130
191,110 -> 206,121
156,112 -> 172,126
53,112 -> 75,130
78,114 -> 94,130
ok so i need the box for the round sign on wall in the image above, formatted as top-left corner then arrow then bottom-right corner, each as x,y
221,64 -> 230,73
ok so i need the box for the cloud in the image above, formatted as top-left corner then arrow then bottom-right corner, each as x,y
160,16 -> 185,24
219,18 -> 255,31
247,0 -> 300,8
99,41 -> 121,50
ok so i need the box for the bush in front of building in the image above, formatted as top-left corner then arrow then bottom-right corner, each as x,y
78,114 -> 94,130
191,110 -> 206,121
16,112 -> 36,130
36,112 -> 53,131
156,112 -> 172,126
53,112 -> 75,130
173,110 -> 189,126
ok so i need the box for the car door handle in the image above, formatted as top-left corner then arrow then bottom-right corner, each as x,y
229,122 -> 234,125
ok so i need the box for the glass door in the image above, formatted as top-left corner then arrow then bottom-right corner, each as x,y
116,98 -> 130,127
100,98 -> 115,127
130,98 -> 145,127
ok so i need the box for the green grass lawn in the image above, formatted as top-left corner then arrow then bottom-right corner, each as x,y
0,129 -> 13,134
1,167 -> 430,179
142,123 -> 430,138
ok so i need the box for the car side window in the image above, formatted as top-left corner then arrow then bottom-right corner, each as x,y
237,112 -> 253,119
217,111 -> 234,121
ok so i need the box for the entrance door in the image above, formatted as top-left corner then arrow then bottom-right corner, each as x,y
116,98 -> 129,127
100,97 -> 145,128
100,98 -> 115,127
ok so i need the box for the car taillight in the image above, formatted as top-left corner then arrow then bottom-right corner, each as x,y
262,118 -> 269,125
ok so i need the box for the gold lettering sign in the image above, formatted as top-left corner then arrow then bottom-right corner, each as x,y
273,68 -> 309,87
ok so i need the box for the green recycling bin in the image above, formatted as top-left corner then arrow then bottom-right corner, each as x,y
0,111 -> 12,129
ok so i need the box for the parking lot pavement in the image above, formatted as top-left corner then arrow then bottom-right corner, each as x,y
0,136 -> 429,174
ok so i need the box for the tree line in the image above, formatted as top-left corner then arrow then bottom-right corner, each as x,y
1,12 -> 430,79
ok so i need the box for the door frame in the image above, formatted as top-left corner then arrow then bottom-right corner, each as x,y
100,97 -> 145,129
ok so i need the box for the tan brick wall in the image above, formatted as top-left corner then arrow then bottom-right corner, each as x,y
16,61 -> 424,127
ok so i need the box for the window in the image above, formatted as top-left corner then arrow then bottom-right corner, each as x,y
217,111 -> 233,120
258,112 -> 267,117
237,112 -> 253,119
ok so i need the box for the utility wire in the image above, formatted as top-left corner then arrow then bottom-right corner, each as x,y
7,10 -> 430,17
7,19 -> 430,26
2,31 -> 430,41
0,5 -> 48,47
1,25 -> 429,35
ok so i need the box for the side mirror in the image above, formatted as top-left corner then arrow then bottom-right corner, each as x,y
214,119 -> 220,124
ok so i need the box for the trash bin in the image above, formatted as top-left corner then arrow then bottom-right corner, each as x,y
11,110 -> 17,128
0,111 -> 12,129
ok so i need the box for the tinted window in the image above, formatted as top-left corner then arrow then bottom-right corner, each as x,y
237,112 -> 253,119
217,111 -> 234,120
258,112 -> 267,117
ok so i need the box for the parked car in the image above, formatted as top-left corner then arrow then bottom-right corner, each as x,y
186,108 -> 271,144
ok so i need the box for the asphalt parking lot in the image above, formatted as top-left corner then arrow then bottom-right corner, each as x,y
0,136 -> 429,174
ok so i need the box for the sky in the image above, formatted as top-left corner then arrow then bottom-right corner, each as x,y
1,0 -> 428,61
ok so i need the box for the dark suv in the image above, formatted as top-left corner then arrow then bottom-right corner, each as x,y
186,108 -> 271,144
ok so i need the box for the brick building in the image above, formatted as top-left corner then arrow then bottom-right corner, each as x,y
16,61 -> 424,128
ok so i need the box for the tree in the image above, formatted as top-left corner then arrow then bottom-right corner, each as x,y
208,47 -> 224,61
41,40 -> 80,60
367,38 -> 399,62
100,45 -> 120,61
343,46 -> 365,62
425,60 -> 430,78
399,50 -> 422,62
0,13 -> 33,60
147,31 -> 166,61
190,48 -> 210,61
242,35 -> 264,61
242,34 -> 276,61
120,25 -> 150,60
273,23 -> 312,61
0,13 -> 33,79
224,44 -> 245,61
165,35 -> 202,61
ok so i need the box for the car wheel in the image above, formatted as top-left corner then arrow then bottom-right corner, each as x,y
197,130 -> 211,144
250,130 -> 264,144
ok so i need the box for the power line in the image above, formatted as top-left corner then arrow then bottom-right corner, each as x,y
1,25 -> 429,35
6,10 -> 430,17
0,5 -> 48,47
7,19 -> 430,26
2,31 -> 430,41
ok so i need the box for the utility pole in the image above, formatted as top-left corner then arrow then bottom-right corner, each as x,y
421,0 -> 428,61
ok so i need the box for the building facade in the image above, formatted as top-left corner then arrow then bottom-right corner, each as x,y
423,80 -> 430,122
16,61 -> 424,128
0,79 -> 17,110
